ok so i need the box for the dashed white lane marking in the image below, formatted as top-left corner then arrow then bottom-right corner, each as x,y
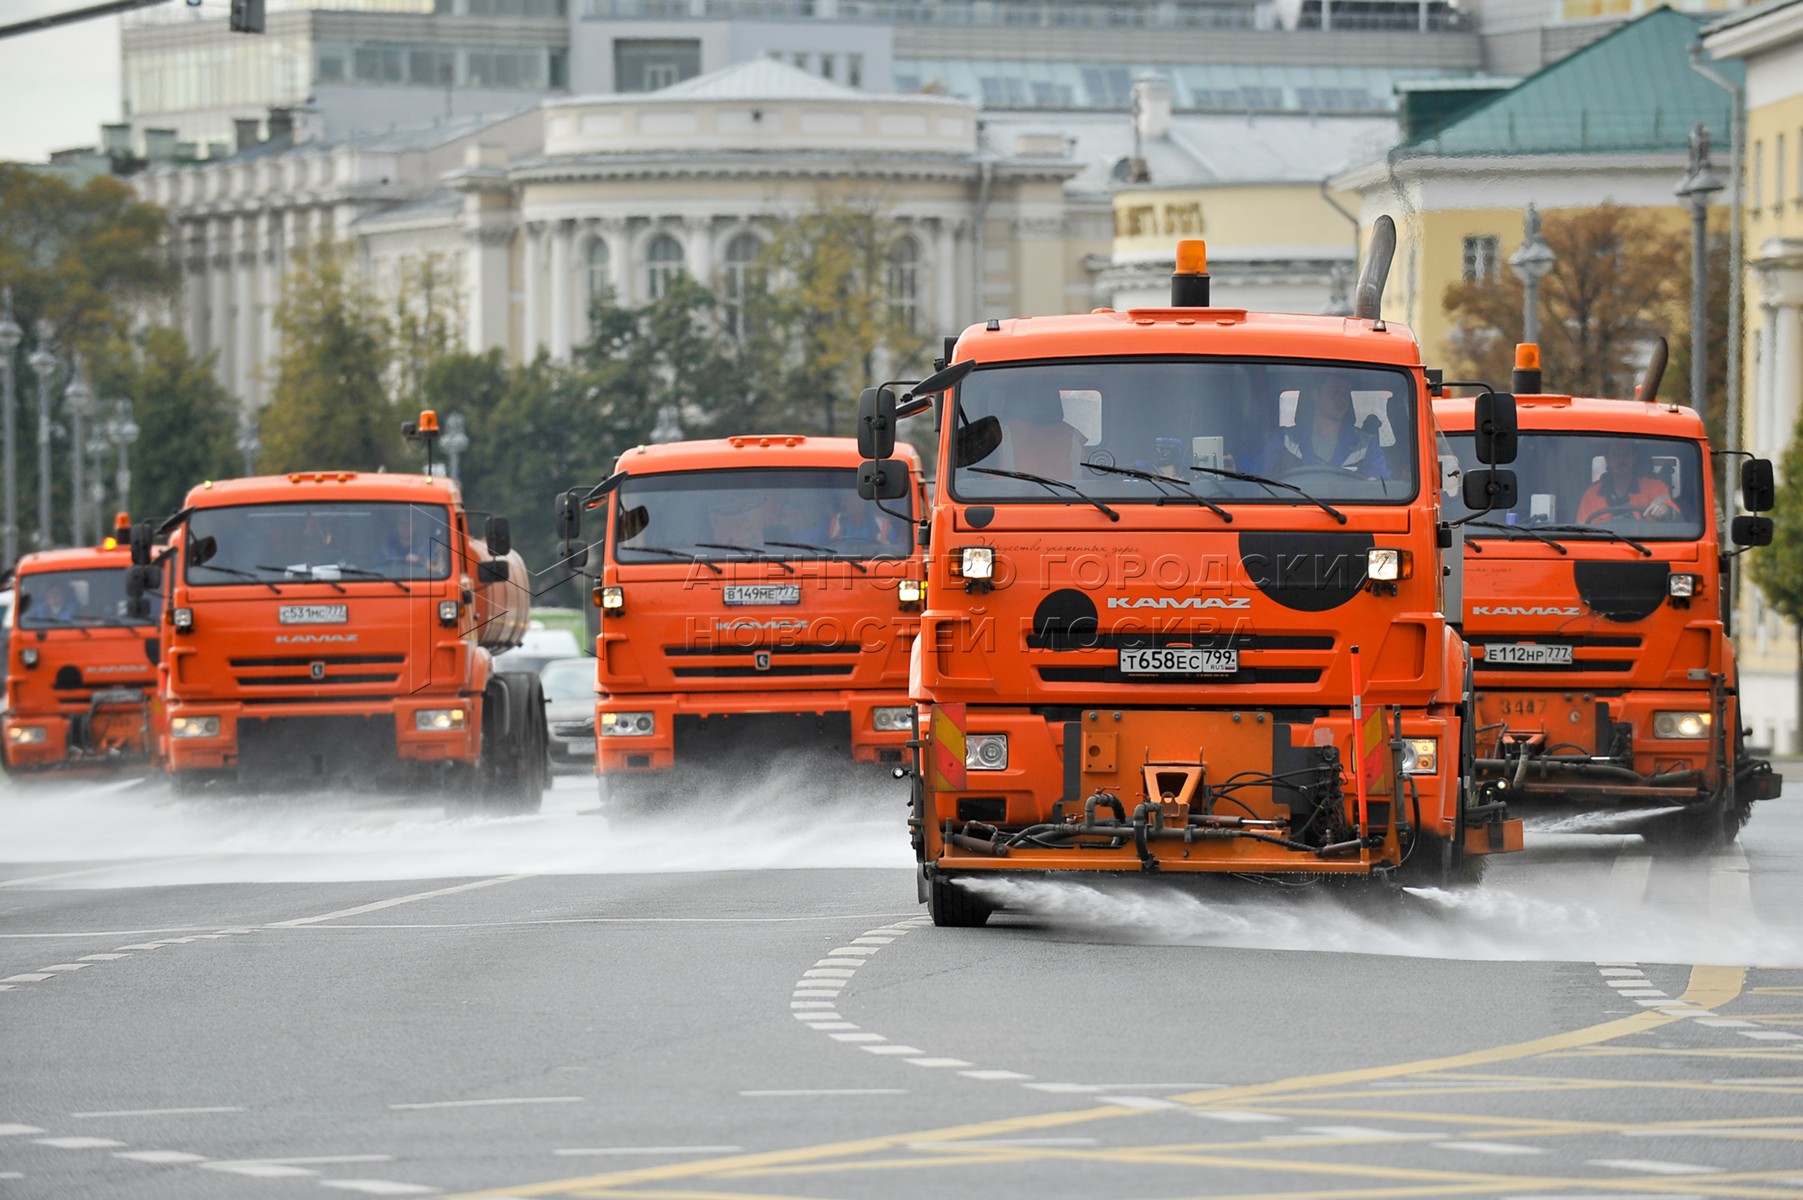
1098,1096 -> 1183,1110
114,1150 -> 209,1164
860,1044 -> 926,1056
36,963 -> 89,972
1434,1142 -> 1548,1155
1588,1160 -> 1725,1175
0,1125 -> 46,1136
268,875 -> 529,928
1266,1126 -> 1426,1142
74,1106 -> 243,1118
1696,1020 -> 1759,1028
740,1089 -> 906,1097
1739,1031 -> 1803,1041
33,1136 -> 127,1149
1024,1082 -> 1101,1094
2,974 -> 56,983
808,1022 -> 860,1031
552,1147 -> 743,1157
1599,969 -> 1647,977
959,1070 -> 1032,1082
907,1058 -> 974,1069
318,1181 -> 438,1195
389,1096 -> 582,1110
1616,990 -> 1669,998
1193,1111 -> 1287,1123
830,1033 -> 884,1043
0,1172 -> 21,1179
1606,850 -> 1653,907
205,1163 -> 319,1177
221,1157 -> 393,1166
77,954 -> 130,961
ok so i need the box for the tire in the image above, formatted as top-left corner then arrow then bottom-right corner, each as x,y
480,674 -> 546,815
925,869 -> 993,928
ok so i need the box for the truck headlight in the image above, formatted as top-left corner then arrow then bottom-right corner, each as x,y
1400,737 -> 1438,774
173,607 -> 194,631
600,711 -> 654,736
1367,548 -> 1411,582
873,706 -> 914,732
1653,711 -> 1710,739
438,599 -> 460,624
170,715 -> 219,739
965,733 -> 1008,771
959,546 -> 994,580
598,585 -> 624,611
414,708 -> 467,731
20,647 -> 38,667
6,725 -> 47,745
1668,574 -> 1698,598
896,579 -> 923,604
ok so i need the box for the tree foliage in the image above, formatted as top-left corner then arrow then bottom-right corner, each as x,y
122,329 -> 240,521
1443,204 -> 1690,402
1750,418 -> 1803,629
259,244 -> 399,474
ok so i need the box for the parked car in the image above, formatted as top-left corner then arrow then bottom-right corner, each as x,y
540,656 -> 597,773
492,623 -> 582,675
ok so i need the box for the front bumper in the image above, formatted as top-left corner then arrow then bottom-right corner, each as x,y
162,696 -> 480,775
596,690 -> 912,774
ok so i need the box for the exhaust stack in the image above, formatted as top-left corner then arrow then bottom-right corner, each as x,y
1353,215 -> 1396,322
1636,336 -> 1668,403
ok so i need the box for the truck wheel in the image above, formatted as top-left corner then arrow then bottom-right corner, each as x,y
481,673 -> 546,815
926,869 -> 993,928
1395,834 -> 1486,889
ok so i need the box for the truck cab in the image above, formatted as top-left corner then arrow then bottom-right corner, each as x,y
868,232 -> 1521,926
4,525 -> 160,774
567,435 -> 926,795
1436,348 -> 1780,846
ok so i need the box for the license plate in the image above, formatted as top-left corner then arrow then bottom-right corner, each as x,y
1485,643 -> 1573,665
278,604 -> 349,625
568,739 -> 596,756
1118,647 -> 1238,675
723,585 -> 801,606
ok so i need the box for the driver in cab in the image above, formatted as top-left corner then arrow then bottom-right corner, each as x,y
1281,372 -> 1390,480
1576,440 -> 1677,523
1001,392 -> 1088,480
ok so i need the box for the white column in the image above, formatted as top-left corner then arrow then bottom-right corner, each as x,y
210,220 -> 233,394
1773,302 -> 1802,462
467,225 -> 511,354
522,223 -> 544,358
934,217 -> 956,336
684,215 -> 713,285
184,221 -> 208,354
1756,302 -> 1779,462
549,219 -> 574,361
233,217 -> 255,404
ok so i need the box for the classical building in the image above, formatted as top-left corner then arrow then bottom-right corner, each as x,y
1705,0 -> 1803,753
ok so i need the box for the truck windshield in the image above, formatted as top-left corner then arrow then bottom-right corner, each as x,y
1443,432 -> 1704,541
613,468 -> 913,564
949,358 -> 1417,506
186,502 -> 456,585
15,568 -> 138,628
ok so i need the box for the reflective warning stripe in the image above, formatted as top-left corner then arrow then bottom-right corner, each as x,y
1360,709 -> 1392,795
930,703 -> 967,792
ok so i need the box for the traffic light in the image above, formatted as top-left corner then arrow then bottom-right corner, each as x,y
229,0 -> 265,33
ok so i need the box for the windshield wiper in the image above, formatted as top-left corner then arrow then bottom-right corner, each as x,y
621,545 -> 723,575
193,563 -> 282,593
695,543 -> 798,574
1189,465 -> 1347,525
327,564 -> 411,592
1080,462 -> 1232,523
1534,524 -> 1653,557
764,541 -> 870,573
966,468 -> 1121,522
256,564 -> 346,594
1466,521 -> 1569,555
29,615 -> 92,636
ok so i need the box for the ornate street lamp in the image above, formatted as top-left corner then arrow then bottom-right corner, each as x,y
26,322 -> 59,550
237,413 -> 261,476
65,359 -> 93,549
1676,123 -> 1725,423
441,411 -> 469,481
0,289 -> 22,567
1508,204 -> 1556,346
108,400 -> 139,516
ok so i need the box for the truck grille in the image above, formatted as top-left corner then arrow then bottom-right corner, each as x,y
664,644 -> 857,680
1469,635 -> 1640,674
228,654 -> 405,688
1037,666 -> 1322,686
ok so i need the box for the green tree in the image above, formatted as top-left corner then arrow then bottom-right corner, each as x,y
259,244 -> 399,473
110,329 -> 239,521
1748,419 -> 1803,754
391,253 -> 465,416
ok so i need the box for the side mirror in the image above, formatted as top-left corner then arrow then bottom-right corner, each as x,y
477,559 -> 511,583
185,535 -> 217,567
1743,458 -> 1775,513
858,459 -> 910,502
911,357 -> 975,400
1732,515 -> 1774,548
1462,468 -> 1518,512
125,563 -> 163,603
485,515 -> 511,557
557,492 -> 581,541
1473,392 -> 1518,464
953,415 -> 1003,468
858,386 -> 897,460
129,521 -> 154,566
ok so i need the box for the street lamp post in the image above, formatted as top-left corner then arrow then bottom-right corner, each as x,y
85,433 -> 108,544
65,359 -> 93,550
26,322 -> 59,551
0,289 -> 22,568
237,414 -> 261,476
1508,203 -> 1557,346
441,411 -> 469,481
109,400 -> 139,517
1675,123 -> 1725,423
651,403 -> 682,444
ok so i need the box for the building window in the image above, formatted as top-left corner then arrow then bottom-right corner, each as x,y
821,53 -> 836,80
614,39 -> 699,93
645,233 -> 684,301
1462,235 -> 1499,283
792,52 -> 810,71
887,235 -> 920,333
847,53 -> 863,87
586,237 -> 612,321
1778,134 -> 1788,213
721,232 -> 763,338
1753,140 -> 1764,215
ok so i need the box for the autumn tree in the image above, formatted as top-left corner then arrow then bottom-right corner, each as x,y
87,328 -> 239,523
259,244 -> 399,473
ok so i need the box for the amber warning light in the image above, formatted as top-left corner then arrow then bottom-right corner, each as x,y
1171,239 -> 1211,307
1512,342 -> 1542,394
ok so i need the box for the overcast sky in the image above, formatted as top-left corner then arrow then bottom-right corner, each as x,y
0,1 -> 126,164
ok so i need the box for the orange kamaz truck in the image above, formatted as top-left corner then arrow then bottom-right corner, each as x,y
3,518 -> 159,773
560,435 -> 926,798
862,226 -> 1522,926
146,443 -> 547,809
1437,343 -> 1781,848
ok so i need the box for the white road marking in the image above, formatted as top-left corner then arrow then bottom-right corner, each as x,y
1087,1083 -> 1223,1091
269,875 -> 529,928
807,1023 -> 860,1032
0,1172 -> 21,1179
849,937 -> 894,945
829,1033 -> 884,1042
76,954 -> 131,962
1024,1083 -> 1100,1094
74,1107 -> 244,1118
1708,843 -> 1754,926
1696,1020 -> 1759,1028
552,1146 -> 742,1156
1617,990 -> 1669,998
34,1137 -> 128,1149
390,1096 -> 582,1110
907,1058 -> 974,1068
0,927 -> 210,940
1588,1160 -> 1725,1175
318,1181 -> 438,1195
217,1157 -> 393,1165
1606,852 -> 1653,907
791,990 -> 843,999
1607,979 -> 1653,987
1436,1142 -> 1548,1155
739,1089 -> 906,1097
1739,1031 -> 1803,1041
959,1070 -> 1033,1081
791,1012 -> 844,1022
788,1001 -> 835,1010
113,944 -> 170,951
1099,1096 -> 1182,1109
1599,968 -> 1647,976
908,1138 -> 1100,1148
1635,999 -> 1674,1006
0,858 -> 205,889
1194,1112 -> 1288,1122
810,959 -> 865,968
0,1125 -> 46,1135
826,947 -> 880,956
1269,1126 -> 1423,1141
35,964 -> 89,972
860,1044 -> 927,1055
114,1150 -> 210,1163
2,974 -> 55,983
801,968 -> 855,978
205,1164 -> 319,1177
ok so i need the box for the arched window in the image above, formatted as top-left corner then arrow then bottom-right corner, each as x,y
721,232 -> 764,338
585,237 -> 611,307
644,232 -> 684,302
886,235 -> 920,333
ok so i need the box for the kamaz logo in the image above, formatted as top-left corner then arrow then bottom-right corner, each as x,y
1105,596 -> 1251,610
1471,606 -> 1582,617
274,633 -> 360,644
715,620 -> 808,631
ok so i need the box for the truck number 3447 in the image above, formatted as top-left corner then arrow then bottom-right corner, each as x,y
1497,698 -> 1547,716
